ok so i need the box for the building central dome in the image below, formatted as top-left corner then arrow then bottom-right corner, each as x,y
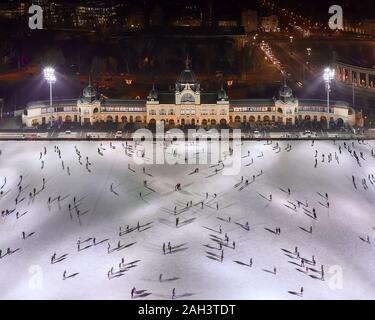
277,83 -> 295,103
176,67 -> 200,92
83,85 -> 97,99
279,84 -> 292,98
81,84 -> 98,103
178,68 -> 197,84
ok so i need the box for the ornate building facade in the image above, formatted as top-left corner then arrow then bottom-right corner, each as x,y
22,66 -> 360,129
335,60 -> 375,91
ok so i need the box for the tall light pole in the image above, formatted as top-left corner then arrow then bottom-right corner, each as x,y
0,98 -> 3,121
352,80 -> 355,109
289,36 -> 294,55
306,48 -> 311,65
324,67 -> 335,114
43,67 -> 56,127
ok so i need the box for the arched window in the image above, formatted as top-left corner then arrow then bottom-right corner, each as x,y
181,93 -> 195,103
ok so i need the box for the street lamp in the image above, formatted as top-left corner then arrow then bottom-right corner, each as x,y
306,48 -> 311,65
289,36 -> 294,55
0,98 -> 3,121
43,67 -> 56,127
324,67 -> 335,114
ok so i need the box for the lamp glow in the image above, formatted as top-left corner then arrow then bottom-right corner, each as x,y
43,67 -> 56,127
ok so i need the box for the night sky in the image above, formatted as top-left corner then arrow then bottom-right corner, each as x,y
276,0 -> 375,20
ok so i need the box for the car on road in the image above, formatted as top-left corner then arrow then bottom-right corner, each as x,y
253,130 -> 261,138
115,131 -> 123,138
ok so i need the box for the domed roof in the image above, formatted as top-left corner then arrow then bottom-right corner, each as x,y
82,84 -> 97,101
176,67 -> 200,92
178,68 -> 198,84
277,82 -> 295,103
279,84 -> 293,98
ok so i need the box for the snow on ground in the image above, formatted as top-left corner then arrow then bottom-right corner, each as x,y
0,139 -> 375,300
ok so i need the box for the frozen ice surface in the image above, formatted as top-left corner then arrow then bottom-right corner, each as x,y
0,139 -> 375,300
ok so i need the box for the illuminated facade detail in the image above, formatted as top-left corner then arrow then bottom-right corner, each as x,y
335,60 -> 375,90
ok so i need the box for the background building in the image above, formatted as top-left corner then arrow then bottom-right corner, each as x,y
260,15 -> 279,33
241,10 -> 258,33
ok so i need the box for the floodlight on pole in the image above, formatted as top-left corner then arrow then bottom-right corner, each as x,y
324,67 -> 335,114
43,67 -> 56,127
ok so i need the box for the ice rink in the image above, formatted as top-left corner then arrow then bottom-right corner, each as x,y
0,139 -> 375,299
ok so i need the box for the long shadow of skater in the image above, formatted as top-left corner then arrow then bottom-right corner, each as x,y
139,225 -> 153,232
233,260 -> 251,268
299,226 -> 312,234
234,222 -> 250,230
206,255 -> 221,262
281,248 -> 293,254
177,217 -> 196,228
262,268 -> 276,275
258,193 -> 270,202
264,227 -> 277,235
202,226 -> 221,234
63,271 -> 79,280
162,277 -> 180,282
309,274 -> 324,281
288,291 -> 302,297
170,247 -> 188,254
176,293 -> 195,298
288,261 -> 301,267
133,290 -> 152,299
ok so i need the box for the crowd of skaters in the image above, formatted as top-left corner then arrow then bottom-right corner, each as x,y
1,138 -> 375,299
